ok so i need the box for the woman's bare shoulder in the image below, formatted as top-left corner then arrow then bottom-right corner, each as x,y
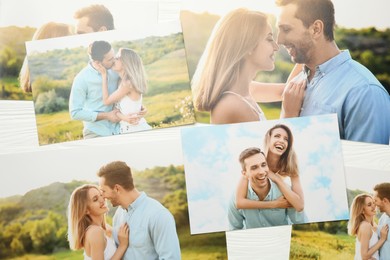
85,225 -> 105,240
211,95 -> 258,124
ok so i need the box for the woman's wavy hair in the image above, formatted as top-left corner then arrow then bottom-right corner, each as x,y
263,124 -> 298,177
118,48 -> 147,94
348,194 -> 374,236
67,184 -> 106,250
192,8 -> 268,111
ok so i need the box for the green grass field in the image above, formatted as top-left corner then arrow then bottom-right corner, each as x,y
8,226 -> 227,260
290,230 -> 355,260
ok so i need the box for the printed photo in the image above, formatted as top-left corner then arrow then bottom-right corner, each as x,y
180,0 -> 390,145
181,114 -> 349,234
289,168 -> 390,260
25,20 -> 194,145
0,0 -> 163,101
225,141 -> 390,260
0,135 -> 227,259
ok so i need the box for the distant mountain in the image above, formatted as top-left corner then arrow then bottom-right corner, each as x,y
19,180 -> 87,214
0,165 -> 185,221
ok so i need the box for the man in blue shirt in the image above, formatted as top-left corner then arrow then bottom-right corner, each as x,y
373,183 -> 390,260
97,161 -> 181,260
69,41 -> 121,138
228,147 -> 305,230
276,0 -> 390,145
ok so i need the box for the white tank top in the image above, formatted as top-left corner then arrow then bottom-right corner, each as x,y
84,235 -> 117,260
355,229 -> 380,260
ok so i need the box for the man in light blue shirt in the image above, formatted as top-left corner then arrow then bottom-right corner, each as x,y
69,41 -> 120,138
276,0 -> 390,144
98,161 -> 181,260
228,147 -> 305,230
373,183 -> 390,260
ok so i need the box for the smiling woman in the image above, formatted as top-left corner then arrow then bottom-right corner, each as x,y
67,184 -> 130,260
348,194 -> 388,260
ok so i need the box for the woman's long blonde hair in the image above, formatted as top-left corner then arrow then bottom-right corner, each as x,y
19,22 -> 72,92
67,184 -> 106,250
118,48 -> 147,94
348,194 -> 374,236
263,124 -> 299,177
192,8 -> 268,111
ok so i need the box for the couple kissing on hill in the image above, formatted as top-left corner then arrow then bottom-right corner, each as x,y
69,40 -> 152,139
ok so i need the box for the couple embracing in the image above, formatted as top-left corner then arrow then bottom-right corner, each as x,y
228,124 -> 306,229
193,0 -> 390,144
69,40 -> 151,139
349,183 -> 390,260
67,161 -> 181,259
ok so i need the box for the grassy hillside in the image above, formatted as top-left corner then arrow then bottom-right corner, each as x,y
290,230 -> 354,260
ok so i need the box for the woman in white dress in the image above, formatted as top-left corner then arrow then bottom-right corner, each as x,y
97,47 -> 152,134
348,194 -> 389,260
192,8 -> 305,124
235,124 -> 305,216
68,184 -> 129,260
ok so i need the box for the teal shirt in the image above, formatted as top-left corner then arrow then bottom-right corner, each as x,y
228,179 -> 306,230
112,192 -> 181,260
69,63 -> 120,136
378,213 -> 390,260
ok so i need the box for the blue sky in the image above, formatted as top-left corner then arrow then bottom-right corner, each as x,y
181,114 -> 349,234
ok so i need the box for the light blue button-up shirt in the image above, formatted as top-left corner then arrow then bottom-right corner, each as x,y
378,213 -> 390,260
69,62 -> 120,136
112,192 -> 181,260
296,50 -> 390,145
228,179 -> 306,230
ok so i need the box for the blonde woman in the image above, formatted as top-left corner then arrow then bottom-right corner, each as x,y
68,184 -> 129,260
19,22 -> 73,92
95,47 -> 151,133
236,124 -> 304,215
192,8 -> 305,124
348,194 -> 389,260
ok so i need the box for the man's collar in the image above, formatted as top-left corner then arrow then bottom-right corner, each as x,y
124,191 -> 146,211
303,50 -> 351,77
248,178 -> 273,201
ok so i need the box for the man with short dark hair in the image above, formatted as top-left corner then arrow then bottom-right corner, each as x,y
98,161 -> 181,260
275,0 -> 390,144
373,182 -> 390,259
69,40 -> 120,139
74,4 -> 114,34
228,147 -> 304,230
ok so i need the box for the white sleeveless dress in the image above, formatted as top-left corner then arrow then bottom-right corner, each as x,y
84,236 -> 117,260
115,94 -> 151,134
355,230 -> 380,260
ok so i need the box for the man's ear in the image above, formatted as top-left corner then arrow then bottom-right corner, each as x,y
311,20 -> 324,39
241,170 -> 247,177
114,184 -> 121,193
98,26 -> 108,32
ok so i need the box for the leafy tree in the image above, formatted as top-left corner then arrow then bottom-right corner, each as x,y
34,89 -> 67,114
162,189 -> 189,227
0,46 -> 22,77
